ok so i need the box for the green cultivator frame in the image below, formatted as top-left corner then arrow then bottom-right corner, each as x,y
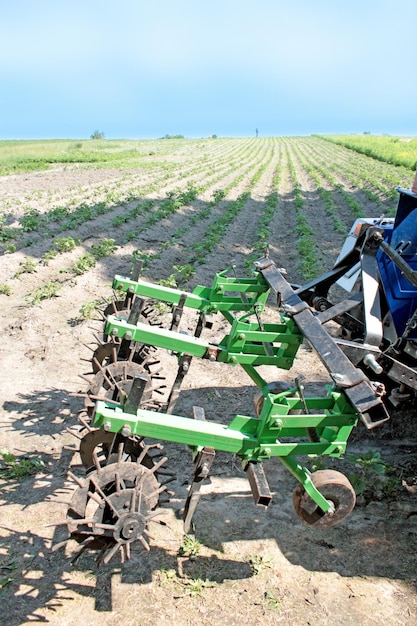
58,257 -> 389,564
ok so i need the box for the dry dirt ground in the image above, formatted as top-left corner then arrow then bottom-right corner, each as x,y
0,158 -> 416,626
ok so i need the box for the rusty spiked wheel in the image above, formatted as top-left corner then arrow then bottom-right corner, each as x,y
82,360 -> 166,416
63,445 -> 169,564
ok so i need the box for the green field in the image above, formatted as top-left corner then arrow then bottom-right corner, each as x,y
0,137 -> 205,175
320,134 -> 417,170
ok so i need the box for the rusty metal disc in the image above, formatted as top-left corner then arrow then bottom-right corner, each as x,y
292,469 -> 356,528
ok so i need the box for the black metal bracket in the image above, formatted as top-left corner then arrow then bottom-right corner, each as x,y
255,257 -> 390,429
182,406 -> 216,533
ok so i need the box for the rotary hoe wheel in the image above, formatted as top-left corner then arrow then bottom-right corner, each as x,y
86,294 -> 166,373
60,293 -> 176,565
78,429 -> 160,469
64,451 -> 168,564
292,469 -> 356,528
83,360 -> 165,414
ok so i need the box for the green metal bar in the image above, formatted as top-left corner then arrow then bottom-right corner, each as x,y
105,315 -> 303,368
112,271 -> 271,314
106,316 -> 211,357
94,402 -> 258,455
278,457 -> 334,514
93,396 -> 357,462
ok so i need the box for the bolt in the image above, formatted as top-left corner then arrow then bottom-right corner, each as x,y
121,424 -> 132,437
201,462 -> 210,477
274,419 -> 283,429
264,448 -> 272,456
125,331 -> 132,341
208,353 -> 216,362
103,421 -> 112,432
238,333 -> 246,341
363,353 -> 383,375
182,362 -> 189,372
111,328 -> 118,336
374,382 -> 385,396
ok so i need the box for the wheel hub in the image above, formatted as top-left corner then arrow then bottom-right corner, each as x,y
114,512 -> 146,543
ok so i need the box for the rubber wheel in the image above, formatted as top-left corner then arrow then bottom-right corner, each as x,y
292,469 -> 356,528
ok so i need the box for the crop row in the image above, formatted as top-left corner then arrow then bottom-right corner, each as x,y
0,136 -> 413,312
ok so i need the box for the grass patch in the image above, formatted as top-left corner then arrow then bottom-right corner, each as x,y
0,449 -> 45,480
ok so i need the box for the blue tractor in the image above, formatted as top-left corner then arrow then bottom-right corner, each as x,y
295,186 -> 417,418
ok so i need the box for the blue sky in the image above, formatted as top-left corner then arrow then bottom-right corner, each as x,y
1,0 -> 416,139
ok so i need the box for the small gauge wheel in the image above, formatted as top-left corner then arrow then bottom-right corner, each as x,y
292,469 -> 356,528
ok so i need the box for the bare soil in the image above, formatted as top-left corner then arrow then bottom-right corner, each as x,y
1,153 -> 416,625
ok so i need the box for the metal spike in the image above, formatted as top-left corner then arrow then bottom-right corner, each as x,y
150,456 -> 168,473
65,429 -> 83,440
94,523 -> 117,530
103,541 -> 122,564
115,469 -> 121,495
145,510 -> 164,521
46,516 -> 95,527
79,374 -> 93,384
78,416 -> 93,431
87,394 -> 122,405
87,490 -> 103,505
145,485 -> 167,501
89,476 -> 120,518
138,535 -> 150,551
67,471 -> 85,487
51,539 -> 71,552
45,520 -> 70,527
92,451 -> 101,473
70,537 -> 96,564
134,447 -> 149,467
143,529 -> 155,540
